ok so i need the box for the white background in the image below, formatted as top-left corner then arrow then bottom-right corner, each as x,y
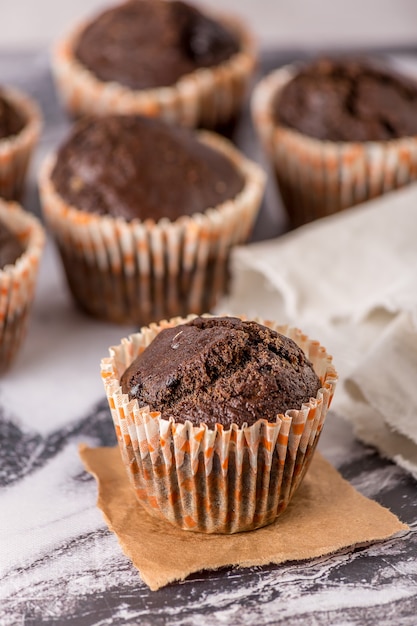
1,0 -> 417,49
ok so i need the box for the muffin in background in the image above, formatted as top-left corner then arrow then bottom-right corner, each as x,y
101,314 -> 338,534
52,0 -> 256,133
252,57 -> 417,228
38,115 -> 265,325
0,86 -> 42,201
0,200 -> 44,372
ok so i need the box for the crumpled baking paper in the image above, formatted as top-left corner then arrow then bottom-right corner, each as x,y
80,445 -> 407,591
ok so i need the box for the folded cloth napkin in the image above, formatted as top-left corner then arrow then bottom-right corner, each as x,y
218,183 -> 417,479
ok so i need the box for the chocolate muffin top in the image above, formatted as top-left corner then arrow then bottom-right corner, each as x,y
0,219 -> 24,269
121,316 -> 321,428
0,91 -> 25,141
75,0 -> 240,90
275,58 -> 417,142
50,115 -> 244,221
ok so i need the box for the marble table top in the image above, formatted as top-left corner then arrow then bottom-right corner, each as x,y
0,49 -> 416,626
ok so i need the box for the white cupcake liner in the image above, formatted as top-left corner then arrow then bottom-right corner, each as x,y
101,314 -> 338,533
0,200 -> 45,371
52,10 -> 256,130
0,86 -> 42,201
38,131 -> 265,324
251,64 -> 417,228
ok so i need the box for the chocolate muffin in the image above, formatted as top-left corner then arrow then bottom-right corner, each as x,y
50,115 -> 244,221
102,314 -> 337,533
121,316 -> 321,428
0,200 -> 44,372
0,86 -> 41,201
52,0 -> 256,131
39,116 -> 265,324
0,218 -> 25,268
275,58 -> 417,142
252,57 -> 417,228
75,0 -> 240,90
0,91 -> 26,141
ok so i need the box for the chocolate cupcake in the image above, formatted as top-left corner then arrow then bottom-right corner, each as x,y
0,86 -> 41,201
252,58 -> 417,228
39,115 -> 265,324
52,0 -> 255,132
0,200 -> 44,371
101,314 -> 337,533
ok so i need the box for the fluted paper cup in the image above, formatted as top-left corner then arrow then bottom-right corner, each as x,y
101,314 -> 338,533
0,200 -> 45,371
39,132 -> 265,324
52,11 -> 256,131
0,86 -> 42,201
252,64 -> 417,228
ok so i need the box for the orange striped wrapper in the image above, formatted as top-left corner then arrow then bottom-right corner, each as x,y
52,12 -> 256,131
38,132 -> 265,325
0,200 -> 45,371
101,314 -> 338,534
0,87 -> 42,201
252,65 -> 417,228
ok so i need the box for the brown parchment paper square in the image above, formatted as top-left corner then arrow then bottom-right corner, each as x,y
79,445 -> 408,591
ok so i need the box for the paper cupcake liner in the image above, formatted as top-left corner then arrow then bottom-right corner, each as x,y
0,200 -> 45,371
251,65 -> 417,228
52,11 -> 256,131
0,87 -> 42,201
39,131 -> 265,325
101,314 -> 338,534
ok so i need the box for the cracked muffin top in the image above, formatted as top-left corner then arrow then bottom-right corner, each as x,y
0,90 -> 26,141
120,316 -> 321,428
50,114 -> 244,221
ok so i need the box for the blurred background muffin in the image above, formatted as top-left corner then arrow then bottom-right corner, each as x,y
0,86 -> 41,202
252,57 -> 417,228
39,114 -> 265,325
52,0 -> 256,134
0,199 -> 44,372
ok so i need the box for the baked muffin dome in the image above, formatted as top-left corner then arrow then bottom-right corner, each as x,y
121,316 -> 321,428
275,58 -> 417,142
75,0 -> 240,90
0,86 -> 41,201
50,114 -> 244,221
0,218 -> 25,268
0,91 -> 26,140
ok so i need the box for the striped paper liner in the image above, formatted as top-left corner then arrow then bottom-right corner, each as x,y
251,64 -> 417,228
52,10 -> 256,130
38,131 -> 265,325
0,86 -> 42,201
101,314 -> 338,534
0,200 -> 45,371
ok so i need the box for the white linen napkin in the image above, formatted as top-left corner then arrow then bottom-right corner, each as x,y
218,183 -> 417,478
